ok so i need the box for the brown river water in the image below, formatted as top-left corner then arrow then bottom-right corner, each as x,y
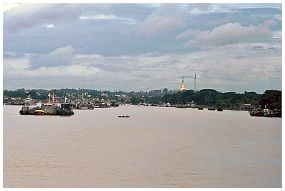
3,105 -> 281,187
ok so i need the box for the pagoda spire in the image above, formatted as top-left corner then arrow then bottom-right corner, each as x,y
179,76 -> 186,92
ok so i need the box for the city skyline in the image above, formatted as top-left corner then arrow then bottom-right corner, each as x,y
3,3 -> 282,93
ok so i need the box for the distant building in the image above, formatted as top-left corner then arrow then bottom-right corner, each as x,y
241,103 -> 252,111
179,77 -> 186,92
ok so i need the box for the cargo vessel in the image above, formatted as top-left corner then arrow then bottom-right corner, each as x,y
19,103 -> 74,116
19,93 -> 74,116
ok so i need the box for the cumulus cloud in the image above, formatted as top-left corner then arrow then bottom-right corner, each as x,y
4,54 -> 101,90
175,29 -> 201,40
187,4 -> 232,15
3,4 -> 282,92
30,46 -> 75,68
3,4 -> 20,12
186,20 -> 276,47
4,4 -> 109,32
137,4 -> 186,37
4,57 -> 31,75
4,58 -> 99,78
4,44 -> 281,92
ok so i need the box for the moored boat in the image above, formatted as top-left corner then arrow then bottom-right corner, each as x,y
35,109 -> 45,115
197,106 -> 203,110
19,93 -> 74,116
249,108 -> 281,118
217,107 -> 223,111
249,110 -> 264,116
19,103 -> 74,116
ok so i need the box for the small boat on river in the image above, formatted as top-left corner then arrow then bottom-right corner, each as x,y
118,115 -> 130,118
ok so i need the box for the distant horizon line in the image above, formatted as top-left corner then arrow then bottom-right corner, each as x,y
3,87 -> 281,94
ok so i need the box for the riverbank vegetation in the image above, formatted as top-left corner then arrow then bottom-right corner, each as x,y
4,88 -> 281,110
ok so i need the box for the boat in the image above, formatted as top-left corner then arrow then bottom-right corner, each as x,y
41,103 -> 59,114
34,109 -> 45,115
273,110 -> 282,117
20,103 -> 74,116
208,107 -> 215,111
249,109 -> 264,117
263,109 -> 281,118
197,106 -> 203,110
264,112 -> 275,117
19,93 -> 74,116
217,107 -> 223,111
118,115 -> 130,118
249,108 -> 281,117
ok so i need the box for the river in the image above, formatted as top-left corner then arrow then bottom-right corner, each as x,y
3,105 -> 281,187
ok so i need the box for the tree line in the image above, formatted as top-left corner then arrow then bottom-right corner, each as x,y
4,88 -> 281,110
145,89 -> 281,110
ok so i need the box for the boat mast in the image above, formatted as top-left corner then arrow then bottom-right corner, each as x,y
48,92 -> 51,103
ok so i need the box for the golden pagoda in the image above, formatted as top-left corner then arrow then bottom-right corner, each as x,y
179,76 -> 186,92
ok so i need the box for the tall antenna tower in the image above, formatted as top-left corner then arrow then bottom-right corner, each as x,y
194,73 -> 197,92
193,73 -> 200,92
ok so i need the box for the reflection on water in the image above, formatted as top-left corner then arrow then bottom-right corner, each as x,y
4,105 -> 281,187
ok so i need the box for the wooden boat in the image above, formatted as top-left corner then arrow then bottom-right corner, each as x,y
118,115 -> 130,118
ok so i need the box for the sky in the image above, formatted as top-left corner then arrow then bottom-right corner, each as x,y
3,3 -> 282,93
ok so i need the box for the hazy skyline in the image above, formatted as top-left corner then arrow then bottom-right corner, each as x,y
3,3 -> 282,93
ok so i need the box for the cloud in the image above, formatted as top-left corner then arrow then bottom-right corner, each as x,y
187,4 -> 232,15
79,14 -> 137,24
4,58 -> 99,78
45,24 -> 55,28
4,54 -> 100,90
175,29 -> 201,40
4,43 -> 281,92
4,4 -> 110,32
4,57 -> 31,75
30,46 -> 75,68
186,20 -> 276,47
31,65 -> 100,77
137,4 -> 186,37
3,3 -> 20,12
3,4 -> 282,92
